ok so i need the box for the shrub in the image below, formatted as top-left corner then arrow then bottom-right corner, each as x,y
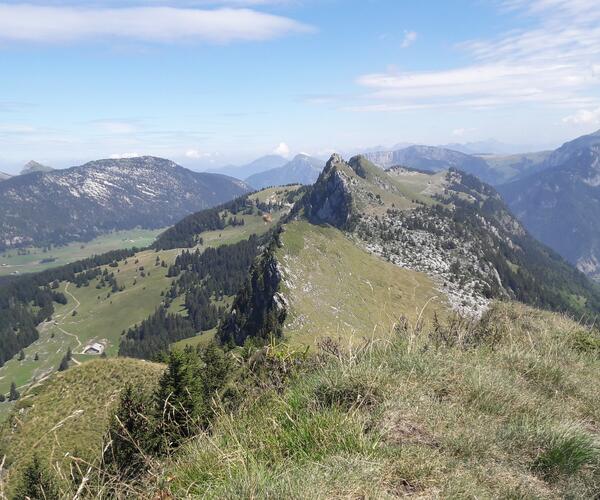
532,427 -> 599,481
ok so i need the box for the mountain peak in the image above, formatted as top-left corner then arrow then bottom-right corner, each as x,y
21,160 -> 54,175
326,153 -> 344,168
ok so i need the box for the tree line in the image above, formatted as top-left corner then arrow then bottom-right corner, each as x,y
0,247 -> 139,366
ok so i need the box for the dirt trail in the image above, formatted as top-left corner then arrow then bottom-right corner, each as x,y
56,283 -> 83,359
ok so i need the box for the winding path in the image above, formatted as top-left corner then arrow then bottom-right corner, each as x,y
55,283 -> 83,363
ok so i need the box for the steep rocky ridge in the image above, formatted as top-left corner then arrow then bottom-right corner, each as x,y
295,155 -> 600,318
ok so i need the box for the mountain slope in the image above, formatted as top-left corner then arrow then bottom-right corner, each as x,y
245,154 -> 323,189
0,171 -> 11,182
20,160 -> 54,175
543,129 -> 600,169
220,154 -> 600,349
500,138 -> 600,280
0,156 -> 250,250
477,151 -> 551,183
364,145 -> 502,184
172,302 -> 600,499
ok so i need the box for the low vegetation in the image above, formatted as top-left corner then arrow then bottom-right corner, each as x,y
0,358 -> 163,496
3,301 -> 598,498
168,302 -> 600,498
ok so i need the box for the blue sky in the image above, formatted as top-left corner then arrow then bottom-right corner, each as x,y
1,0 -> 600,172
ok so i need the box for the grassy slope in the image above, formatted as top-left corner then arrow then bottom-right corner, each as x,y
0,358 -> 164,490
0,186 -> 298,405
0,228 -> 164,277
0,248 -> 179,398
169,302 -> 600,498
278,221 -> 449,346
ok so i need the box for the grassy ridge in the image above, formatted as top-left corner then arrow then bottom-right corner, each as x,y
0,358 -> 164,491
277,221 -> 449,346
167,302 -> 600,498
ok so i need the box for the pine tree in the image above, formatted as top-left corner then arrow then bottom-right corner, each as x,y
17,349 -> 25,361
58,355 -> 69,372
200,343 -> 231,413
14,454 -> 60,500
154,348 -> 205,448
104,385 -> 154,479
34,352 -> 39,361
9,381 -> 19,401
0,393 -> 5,402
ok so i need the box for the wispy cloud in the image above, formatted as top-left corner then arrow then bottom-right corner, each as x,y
0,4 -> 313,45
91,120 -> 139,134
400,30 -> 417,49
352,0 -> 600,113
563,106 -> 600,125
0,123 -> 37,134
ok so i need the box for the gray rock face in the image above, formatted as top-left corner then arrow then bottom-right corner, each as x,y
303,154 -> 355,228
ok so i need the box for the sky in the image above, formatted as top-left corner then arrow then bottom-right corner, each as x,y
1,0 -> 600,173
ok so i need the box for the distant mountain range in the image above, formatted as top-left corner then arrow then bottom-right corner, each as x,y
245,154 -> 323,189
500,129 -> 600,280
208,155 -> 288,180
0,156 -> 249,250
438,139 -> 536,156
0,160 -> 54,181
364,145 -> 503,184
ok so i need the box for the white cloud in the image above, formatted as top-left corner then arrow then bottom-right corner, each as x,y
353,0 -> 600,113
185,149 -> 203,159
94,120 -> 137,134
0,4 -> 313,44
109,152 -> 141,159
0,124 -> 36,134
563,106 -> 600,125
273,142 -> 291,157
185,149 -> 218,159
400,31 -> 417,49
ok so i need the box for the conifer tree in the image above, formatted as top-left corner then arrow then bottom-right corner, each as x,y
14,454 -> 60,500
154,348 -> 205,448
104,385 -> 154,479
9,381 -> 19,401
58,355 -> 69,372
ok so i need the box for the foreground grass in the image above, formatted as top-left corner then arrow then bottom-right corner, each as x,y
167,302 -> 600,498
0,358 -> 164,492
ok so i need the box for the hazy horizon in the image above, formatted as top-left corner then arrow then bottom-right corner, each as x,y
2,0 -> 600,172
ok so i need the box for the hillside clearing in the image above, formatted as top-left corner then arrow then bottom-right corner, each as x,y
0,228 -> 164,277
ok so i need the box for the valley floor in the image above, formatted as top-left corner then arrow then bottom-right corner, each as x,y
0,228 -> 165,277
